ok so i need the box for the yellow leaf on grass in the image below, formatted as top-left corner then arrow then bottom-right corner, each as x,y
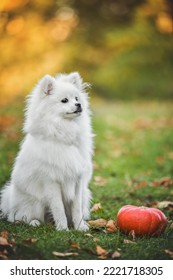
0,230 -> 9,239
159,177 -> 173,187
93,237 -> 100,242
94,176 -> 107,187
96,245 -> 108,259
23,238 -> 38,245
123,239 -> 136,244
70,243 -> 80,250
88,218 -> 107,227
106,220 -> 117,233
84,233 -> 93,238
155,201 -> 173,209
91,203 -> 102,212
165,249 -> 173,258
0,252 -> 8,260
168,152 -> 173,160
0,237 -> 9,246
134,181 -> 148,190
112,250 -> 121,258
52,251 -> 79,257
152,177 -> 173,188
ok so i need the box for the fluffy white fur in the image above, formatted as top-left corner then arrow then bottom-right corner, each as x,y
0,72 -> 93,231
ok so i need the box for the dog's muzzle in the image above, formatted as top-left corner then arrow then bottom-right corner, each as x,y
74,103 -> 82,113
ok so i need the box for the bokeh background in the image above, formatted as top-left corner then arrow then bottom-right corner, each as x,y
0,1 -> 173,260
0,0 -> 173,105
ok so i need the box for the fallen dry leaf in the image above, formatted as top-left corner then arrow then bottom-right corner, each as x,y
112,250 -> 121,258
106,220 -> 117,233
10,238 -> 15,245
93,176 -> 107,187
69,242 -> 80,250
91,203 -> 102,212
0,230 -> 9,240
0,115 -> 16,131
0,237 -> 9,246
88,218 -> 107,227
23,238 -> 38,245
52,251 -> 79,257
165,249 -> 173,258
155,201 -> 173,209
3,249 -> 8,255
159,177 -> 173,186
134,117 -> 173,130
0,235 -> 14,259
93,237 -> 100,242
152,177 -> 173,188
96,245 -> 108,259
134,118 -> 152,129
156,156 -> 164,165
134,181 -> 148,190
84,233 -> 93,238
123,239 -> 136,244
170,222 -> 173,229
129,230 -> 136,241
0,252 -> 8,260
168,152 -> 173,160
93,161 -> 100,170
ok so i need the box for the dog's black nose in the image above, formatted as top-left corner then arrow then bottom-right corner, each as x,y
75,103 -> 81,108
75,103 -> 82,113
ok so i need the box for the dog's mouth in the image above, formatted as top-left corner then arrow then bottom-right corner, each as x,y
67,107 -> 82,115
74,107 -> 82,113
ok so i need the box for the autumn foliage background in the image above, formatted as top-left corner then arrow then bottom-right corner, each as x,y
0,0 -> 173,260
0,0 -> 173,104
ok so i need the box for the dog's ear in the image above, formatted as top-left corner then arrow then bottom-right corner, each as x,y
56,72 -> 89,91
66,72 -> 82,89
56,72 -> 82,89
40,75 -> 55,95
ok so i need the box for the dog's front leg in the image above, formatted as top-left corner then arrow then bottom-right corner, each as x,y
71,183 -> 89,231
48,184 -> 68,230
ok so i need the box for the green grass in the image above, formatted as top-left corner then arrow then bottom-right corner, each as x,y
0,97 -> 173,259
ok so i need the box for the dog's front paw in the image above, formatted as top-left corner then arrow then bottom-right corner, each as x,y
75,221 -> 89,231
29,219 -> 41,227
56,223 -> 69,231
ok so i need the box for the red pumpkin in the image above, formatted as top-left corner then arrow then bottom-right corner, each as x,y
117,205 -> 167,236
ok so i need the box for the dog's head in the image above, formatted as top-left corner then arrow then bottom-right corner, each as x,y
24,72 -> 90,136
39,72 -> 89,119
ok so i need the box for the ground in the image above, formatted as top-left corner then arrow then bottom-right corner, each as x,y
0,97 -> 173,260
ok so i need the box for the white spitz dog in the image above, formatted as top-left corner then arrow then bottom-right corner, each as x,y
0,72 -> 93,231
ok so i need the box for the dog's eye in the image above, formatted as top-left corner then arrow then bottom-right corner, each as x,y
61,98 -> 68,103
75,97 -> 78,101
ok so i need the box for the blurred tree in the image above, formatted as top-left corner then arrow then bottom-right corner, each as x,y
56,0 -> 146,43
166,0 -> 173,18
0,0 -> 173,102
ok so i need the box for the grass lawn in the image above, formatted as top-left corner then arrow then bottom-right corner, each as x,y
0,97 -> 173,260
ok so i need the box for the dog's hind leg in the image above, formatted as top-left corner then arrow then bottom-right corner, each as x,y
1,184 -> 44,224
